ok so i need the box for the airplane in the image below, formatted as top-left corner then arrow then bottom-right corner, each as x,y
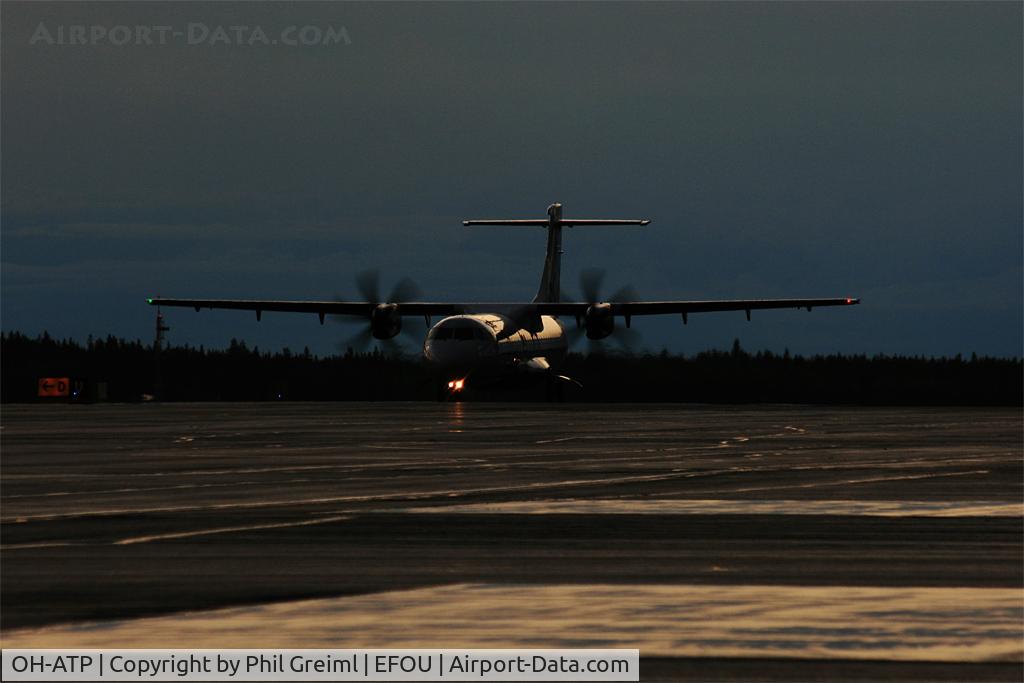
148,203 -> 859,397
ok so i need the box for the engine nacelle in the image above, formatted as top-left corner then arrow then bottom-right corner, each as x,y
584,303 -> 614,340
371,303 -> 402,339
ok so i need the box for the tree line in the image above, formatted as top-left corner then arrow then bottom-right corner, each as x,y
1,331 -> 1020,405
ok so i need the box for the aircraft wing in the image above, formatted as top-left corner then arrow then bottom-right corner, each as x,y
148,296 -> 858,321
146,297 -> 467,320
532,296 -> 860,321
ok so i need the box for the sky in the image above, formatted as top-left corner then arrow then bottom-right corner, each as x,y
2,1 -> 1021,358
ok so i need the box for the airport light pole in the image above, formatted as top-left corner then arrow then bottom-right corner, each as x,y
154,306 -> 170,401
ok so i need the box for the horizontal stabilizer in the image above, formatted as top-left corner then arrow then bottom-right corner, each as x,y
464,218 -> 649,227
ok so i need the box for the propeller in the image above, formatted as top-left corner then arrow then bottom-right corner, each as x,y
566,268 -> 642,353
352,268 -> 422,306
334,269 -> 424,354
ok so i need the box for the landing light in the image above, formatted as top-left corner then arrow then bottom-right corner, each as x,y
448,378 -> 466,392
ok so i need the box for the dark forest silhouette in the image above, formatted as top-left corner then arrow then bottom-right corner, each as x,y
2,331 -> 1020,405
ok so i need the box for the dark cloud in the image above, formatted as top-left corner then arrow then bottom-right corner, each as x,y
2,1 -> 1021,357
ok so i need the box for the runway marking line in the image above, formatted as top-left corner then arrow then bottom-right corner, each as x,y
114,515 -> 352,545
402,498 -> 1024,518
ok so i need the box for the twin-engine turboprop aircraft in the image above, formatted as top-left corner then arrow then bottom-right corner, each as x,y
148,203 -> 859,395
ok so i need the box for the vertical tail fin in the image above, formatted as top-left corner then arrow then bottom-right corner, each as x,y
534,203 -> 563,303
462,203 -> 650,304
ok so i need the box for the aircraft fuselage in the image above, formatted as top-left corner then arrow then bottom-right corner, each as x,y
423,313 -> 567,376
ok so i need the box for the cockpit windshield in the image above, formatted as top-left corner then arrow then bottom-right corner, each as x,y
429,324 -> 491,341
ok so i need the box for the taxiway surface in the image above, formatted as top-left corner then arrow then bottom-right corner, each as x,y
2,403 -> 1021,681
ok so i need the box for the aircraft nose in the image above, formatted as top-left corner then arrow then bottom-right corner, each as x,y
424,339 -> 479,366
424,318 -> 495,366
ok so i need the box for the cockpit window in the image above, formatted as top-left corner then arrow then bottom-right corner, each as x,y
431,323 -> 492,342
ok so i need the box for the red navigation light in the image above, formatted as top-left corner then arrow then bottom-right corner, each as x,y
846,297 -> 853,304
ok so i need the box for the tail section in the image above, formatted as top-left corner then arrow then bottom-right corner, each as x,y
463,203 -> 650,304
535,203 -> 563,303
